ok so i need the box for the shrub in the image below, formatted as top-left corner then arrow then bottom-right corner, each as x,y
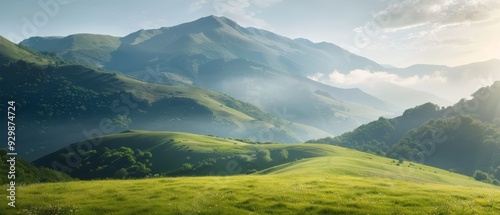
114,168 -> 128,178
182,163 -> 193,171
473,170 -> 489,181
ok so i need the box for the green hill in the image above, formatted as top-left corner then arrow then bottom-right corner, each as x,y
33,130 -> 334,179
0,36 -> 52,66
0,35 -> 299,160
0,149 -> 72,184
9,131 -> 500,214
309,81 -> 500,185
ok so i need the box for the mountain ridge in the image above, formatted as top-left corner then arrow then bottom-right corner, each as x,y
19,15 -> 395,137
0,35 -> 304,160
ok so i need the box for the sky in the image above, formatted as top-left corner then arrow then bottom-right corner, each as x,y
1,0 -> 500,68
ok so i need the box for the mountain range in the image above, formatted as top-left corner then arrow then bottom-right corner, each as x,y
2,14 -> 500,214
4,15 -> 500,164
19,16 -> 397,138
20,16 -> 500,137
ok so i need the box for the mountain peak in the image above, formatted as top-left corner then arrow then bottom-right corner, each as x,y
192,15 -> 242,30
201,15 -> 235,24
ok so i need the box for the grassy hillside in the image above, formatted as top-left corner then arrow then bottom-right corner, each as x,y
19,34 -> 120,68
0,36 -> 52,65
34,131 -> 330,179
8,135 -> 500,214
309,81 -> 500,185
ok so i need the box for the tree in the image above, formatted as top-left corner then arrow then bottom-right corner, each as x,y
182,163 -> 193,171
280,149 -> 289,160
114,168 -> 128,178
255,148 -> 272,162
473,170 -> 489,181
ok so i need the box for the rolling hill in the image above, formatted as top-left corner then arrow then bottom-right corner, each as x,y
33,130 -> 338,179
0,149 -> 73,184
309,81 -> 500,185
9,130 -> 500,214
19,15 -> 395,136
0,35 -> 302,160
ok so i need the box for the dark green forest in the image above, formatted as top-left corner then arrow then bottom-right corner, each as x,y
0,149 -> 72,184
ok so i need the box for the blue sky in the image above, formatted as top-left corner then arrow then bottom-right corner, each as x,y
1,0 -> 499,67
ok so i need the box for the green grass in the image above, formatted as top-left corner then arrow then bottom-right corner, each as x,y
34,131 -> 330,178
7,169 -> 500,214
0,36 -> 51,65
14,131 -> 500,214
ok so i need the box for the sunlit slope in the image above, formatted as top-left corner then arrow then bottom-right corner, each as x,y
13,133 -> 500,215
33,131 -> 328,179
35,130 -> 498,189
19,34 -> 121,67
259,149 -> 496,188
0,36 -> 51,65
9,175 -> 500,215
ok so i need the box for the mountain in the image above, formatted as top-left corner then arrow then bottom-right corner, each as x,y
359,81 -> 453,110
0,35 -> 301,160
20,15 -> 395,136
309,81 -> 500,185
386,59 -> 500,102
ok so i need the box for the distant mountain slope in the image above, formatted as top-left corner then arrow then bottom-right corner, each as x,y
0,35 -> 299,160
386,59 -> 500,102
20,16 -> 394,136
309,81 -> 500,185
360,81 -> 453,110
19,34 -> 120,68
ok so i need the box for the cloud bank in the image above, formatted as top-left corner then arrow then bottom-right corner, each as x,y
309,69 -> 448,89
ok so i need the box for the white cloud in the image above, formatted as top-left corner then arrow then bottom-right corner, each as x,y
189,0 -> 281,29
378,0 -> 500,31
309,69 -> 448,89
189,0 -> 208,12
350,0 -> 500,66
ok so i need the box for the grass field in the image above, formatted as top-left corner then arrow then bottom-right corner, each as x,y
6,133 -> 500,214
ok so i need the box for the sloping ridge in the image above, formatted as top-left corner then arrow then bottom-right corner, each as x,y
0,35 -> 300,160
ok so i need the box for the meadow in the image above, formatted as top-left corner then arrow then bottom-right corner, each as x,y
6,141 -> 500,215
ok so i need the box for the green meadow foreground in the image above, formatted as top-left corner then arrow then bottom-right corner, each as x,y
5,137 -> 500,215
